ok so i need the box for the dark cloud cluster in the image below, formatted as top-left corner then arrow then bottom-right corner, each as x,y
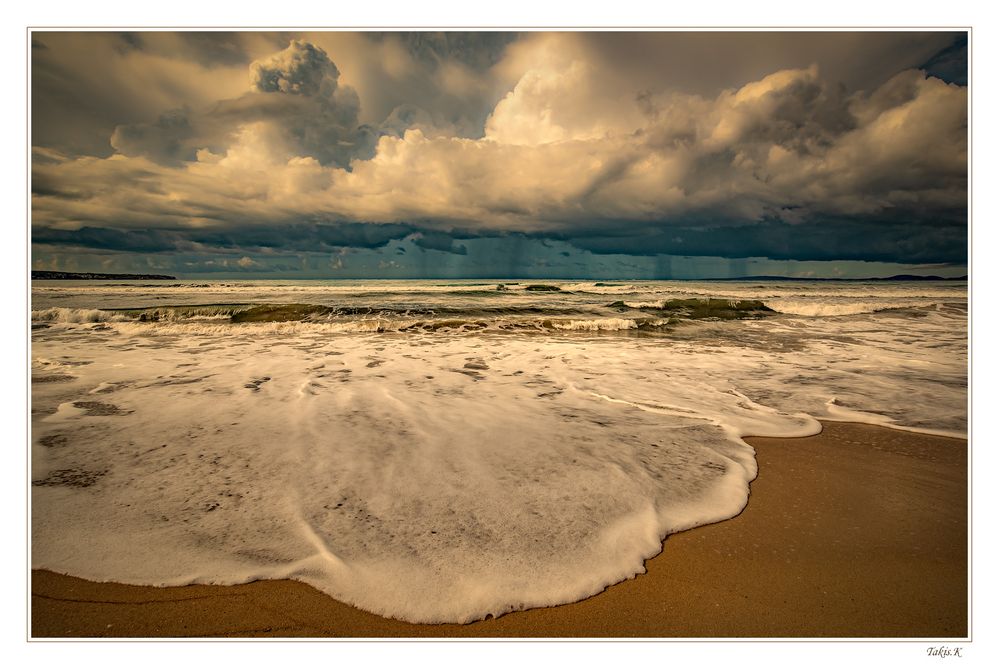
109,40 -> 377,168
250,40 -> 340,96
410,230 -> 469,255
560,214 -> 968,264
919,34 -> 968,86
33,222 -> 417,255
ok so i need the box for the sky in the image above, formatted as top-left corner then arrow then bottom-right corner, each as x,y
30,31 -> 968,279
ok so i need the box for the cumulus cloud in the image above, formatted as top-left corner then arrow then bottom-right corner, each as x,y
250,40 -> 340,95
31,33 -> 968,266
107,40 -> 376,168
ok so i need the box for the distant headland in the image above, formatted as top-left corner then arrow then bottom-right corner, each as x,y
32,271 -> 177,280
707,274 -> 967,282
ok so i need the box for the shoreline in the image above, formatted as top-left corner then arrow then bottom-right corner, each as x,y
30,421 -> 968,638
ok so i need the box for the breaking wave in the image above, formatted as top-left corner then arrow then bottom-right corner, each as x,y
30,278 -> 967,624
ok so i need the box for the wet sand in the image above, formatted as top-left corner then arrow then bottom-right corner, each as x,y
30,421 -> 968,638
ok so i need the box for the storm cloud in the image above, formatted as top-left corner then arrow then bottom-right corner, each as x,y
107,40 -> 377,168
31,31 -> 968,276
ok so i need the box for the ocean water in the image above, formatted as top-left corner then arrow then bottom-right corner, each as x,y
30,279 -> 968,623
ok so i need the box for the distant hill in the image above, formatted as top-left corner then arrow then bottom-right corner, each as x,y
32,271 -> 177,280
879,274 -> 968,281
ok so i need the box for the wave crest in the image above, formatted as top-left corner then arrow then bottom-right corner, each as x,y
763,300 -> 940,316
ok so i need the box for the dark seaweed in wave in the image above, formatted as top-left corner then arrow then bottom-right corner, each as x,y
101,303 -> 604,323
433,283 -> 494,287
34,298 -> 781,334
108,304 -> 256,321
607,298 -> 775,320
230,304 -> 336,322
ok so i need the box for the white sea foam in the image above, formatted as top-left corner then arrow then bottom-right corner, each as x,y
30,330 -> 809,622
822,398 -> 966,439
35,313 -> 672,335
762,299 -> 939,316
30,279 -> 967,623
560,282 -> 639,294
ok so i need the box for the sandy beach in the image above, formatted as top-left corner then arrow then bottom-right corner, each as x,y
29,421 -> 967,638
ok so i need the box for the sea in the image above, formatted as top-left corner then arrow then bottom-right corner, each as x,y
30,279 -> 968,623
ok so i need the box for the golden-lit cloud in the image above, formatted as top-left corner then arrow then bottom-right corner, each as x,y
31,32 -> 968,269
